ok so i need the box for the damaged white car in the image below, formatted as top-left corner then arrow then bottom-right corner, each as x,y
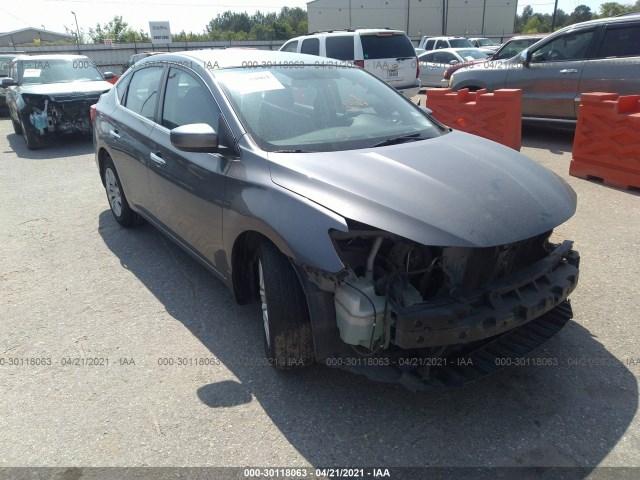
2,55 -> 114,150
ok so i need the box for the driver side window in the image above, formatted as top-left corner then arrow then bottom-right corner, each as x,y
531,31 -> 595,63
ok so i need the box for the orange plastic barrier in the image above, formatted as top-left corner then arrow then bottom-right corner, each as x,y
570,92 -> 640,190
426,88 -> 522,151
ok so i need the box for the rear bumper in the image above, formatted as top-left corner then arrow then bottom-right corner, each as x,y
392,241 -> 579,348
396,79 -> 421,98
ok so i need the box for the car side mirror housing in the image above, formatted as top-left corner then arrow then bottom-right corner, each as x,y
1,77 -> 17,88
449,60 -> 459,66
524,49 -> 533,67
419,106 -> 433,116
170,123 -> 219,153
103,72 -> 116,80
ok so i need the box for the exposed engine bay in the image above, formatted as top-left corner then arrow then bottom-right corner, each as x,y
302,223 -> 580,388
20,93 -> 99,137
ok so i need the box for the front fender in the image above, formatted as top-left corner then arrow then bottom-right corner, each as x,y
223,181 -> 348,274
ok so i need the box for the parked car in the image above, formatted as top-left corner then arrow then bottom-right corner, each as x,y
94,49 -> 580,388
2,55 -> 113,149
468,37 -> 501,53
0,54 -> 20,113
418,36 -> 474,51
128,51 -> 162,68
448,14 -> 640,120
280,29 -> 421,97
440,35 -> 548,86
418,48 -> 489,88
490,34 -> 547,61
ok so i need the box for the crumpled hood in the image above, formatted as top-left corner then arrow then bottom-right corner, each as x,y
19,81 -> 112,99
268,130 -> 577,248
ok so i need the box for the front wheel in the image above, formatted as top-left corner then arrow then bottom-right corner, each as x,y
103,156 -> 144,227
258,241 -> 314,369
20,116 -> 40,150
11,114 -> 23,135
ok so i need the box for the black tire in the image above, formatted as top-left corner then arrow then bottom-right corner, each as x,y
20,116 -> 40,150
258,240 -> 314,369
11,115 -> 22,135
103,156 -> 144,227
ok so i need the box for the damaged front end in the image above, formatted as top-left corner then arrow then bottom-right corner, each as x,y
303,223 -> 579,389
20,92 -> 101,139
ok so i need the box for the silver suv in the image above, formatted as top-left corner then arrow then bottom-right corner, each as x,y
448,14 -> 640,120
280,29 -> 420,97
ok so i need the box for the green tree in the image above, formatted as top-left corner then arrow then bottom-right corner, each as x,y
87,16 -> 150,44
523,16 -> 545,33
598,2 -> 634,17
568,5 -> 593,24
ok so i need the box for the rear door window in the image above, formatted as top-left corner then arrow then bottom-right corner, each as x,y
326,36 -> 355,60
124,66 -> 164,120
425,39 -> 435,50
596,24 -> 640,58
301,38 -> 320,56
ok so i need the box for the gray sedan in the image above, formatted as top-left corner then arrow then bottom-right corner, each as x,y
94,49 -> 579,388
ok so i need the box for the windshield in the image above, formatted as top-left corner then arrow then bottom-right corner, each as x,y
449,39 -> 474,48
456,49 -> 489,60
476,39 -> 498,47
215,65 -> 442,153
19,58 -> 103,85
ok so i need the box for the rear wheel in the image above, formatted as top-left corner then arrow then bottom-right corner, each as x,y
258,241 -> 314,369
103,156 -> 144,227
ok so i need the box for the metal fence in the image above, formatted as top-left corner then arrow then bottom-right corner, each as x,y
0,40 -> 286,73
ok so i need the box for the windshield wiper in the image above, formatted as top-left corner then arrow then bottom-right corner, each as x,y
370,133 -> 422,148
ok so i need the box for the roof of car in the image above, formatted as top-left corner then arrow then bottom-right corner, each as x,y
420,47 -> 487,55
506,34 -> 547,40
135,49 -> 355,70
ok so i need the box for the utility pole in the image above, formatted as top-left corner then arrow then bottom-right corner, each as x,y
551,0 -> 559,31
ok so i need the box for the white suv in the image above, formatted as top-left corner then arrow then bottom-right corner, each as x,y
280,29 -> 421,97
418,36 -> 474,51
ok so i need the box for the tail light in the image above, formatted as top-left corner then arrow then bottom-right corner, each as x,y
90,104 -> 96,126
416,56 -> 420,79
354,60 -> 364,68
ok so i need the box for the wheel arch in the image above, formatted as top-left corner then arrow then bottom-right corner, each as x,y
97,147 -> 110,185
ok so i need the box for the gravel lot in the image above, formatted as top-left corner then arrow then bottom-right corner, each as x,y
1,116 -> 639,474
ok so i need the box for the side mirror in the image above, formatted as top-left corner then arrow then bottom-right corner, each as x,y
419,106 -> 433,116
1,77 -> 18,88
170,123 -> 219,153
449,60 -> 459,66
524,49 -> 533,67
103,72 -> 116,80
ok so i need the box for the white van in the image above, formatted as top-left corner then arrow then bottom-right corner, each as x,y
280,29 -> 421,97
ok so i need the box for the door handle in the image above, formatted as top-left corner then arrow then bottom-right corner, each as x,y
559,69 -> 578,74
150,152 -> 165,165
109,129 -> 120,139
